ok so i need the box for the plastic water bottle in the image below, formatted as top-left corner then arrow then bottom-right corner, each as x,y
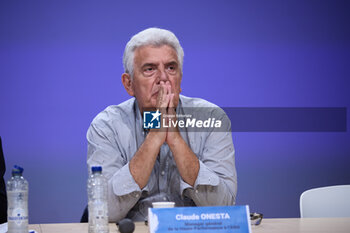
88,166 -> 109,233
7,165 -> 29,233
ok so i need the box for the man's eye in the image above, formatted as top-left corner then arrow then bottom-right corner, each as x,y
167,66 -> 177,72
144,67 -> 155,73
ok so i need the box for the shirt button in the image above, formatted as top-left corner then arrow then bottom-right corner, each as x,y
135,194 -> 139,198
195,190 -> 199,194
163,197 -> 167,201
161,171 -> 165,176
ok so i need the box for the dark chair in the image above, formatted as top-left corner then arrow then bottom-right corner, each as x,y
80,205 -> 88,222
0,137 -> 7,223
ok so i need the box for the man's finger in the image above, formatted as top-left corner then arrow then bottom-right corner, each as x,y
169,93 -> 175,111
157,82 -> 167,109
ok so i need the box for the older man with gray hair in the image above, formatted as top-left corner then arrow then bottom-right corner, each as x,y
87,27 -> 237,222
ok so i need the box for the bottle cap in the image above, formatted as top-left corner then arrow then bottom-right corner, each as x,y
91,166 -> 102,173
12,165 -> 24,176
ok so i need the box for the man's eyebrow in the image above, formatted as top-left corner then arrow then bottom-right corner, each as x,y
166,61 -> 178,66
141,63 -> 157,69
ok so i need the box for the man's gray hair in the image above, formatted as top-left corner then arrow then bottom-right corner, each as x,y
123,28 -> 184,77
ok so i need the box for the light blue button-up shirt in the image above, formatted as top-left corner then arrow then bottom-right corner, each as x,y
87,95 -> 237,222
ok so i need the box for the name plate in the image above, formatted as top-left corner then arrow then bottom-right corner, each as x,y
148,205 -> 251,233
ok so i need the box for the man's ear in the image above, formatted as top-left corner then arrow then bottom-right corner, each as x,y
121,73 -> 135,96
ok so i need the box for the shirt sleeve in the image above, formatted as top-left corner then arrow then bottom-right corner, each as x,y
87,121 -> 143,222
180,111 -> 237,206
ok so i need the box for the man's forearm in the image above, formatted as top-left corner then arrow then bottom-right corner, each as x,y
129,131 -> 163,189
167,134 -> 199,186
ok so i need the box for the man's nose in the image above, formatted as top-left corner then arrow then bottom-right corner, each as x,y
158,67 -> 168,82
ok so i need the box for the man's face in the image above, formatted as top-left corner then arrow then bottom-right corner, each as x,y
127,44 -> 182,111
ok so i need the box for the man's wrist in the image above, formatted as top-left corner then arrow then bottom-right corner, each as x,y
147,130 -> 165,147
167,131 -> 183,148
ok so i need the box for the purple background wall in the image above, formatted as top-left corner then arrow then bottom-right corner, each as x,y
1,0 -> 349,223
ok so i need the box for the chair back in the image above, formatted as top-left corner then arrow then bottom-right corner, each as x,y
300,185 -> 350,218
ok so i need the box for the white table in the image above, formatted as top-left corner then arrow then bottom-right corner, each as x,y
29,218 -> 350,233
